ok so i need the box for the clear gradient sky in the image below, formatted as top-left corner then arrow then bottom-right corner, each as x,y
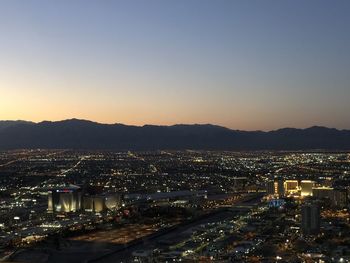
0,1 -> 349,130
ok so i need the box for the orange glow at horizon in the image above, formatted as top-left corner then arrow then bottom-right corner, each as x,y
1,78 -> 348,131
0,1 -> 350,131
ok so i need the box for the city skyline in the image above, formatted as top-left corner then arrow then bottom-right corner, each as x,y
1,2 -> 350,262
1,0 -> 350,130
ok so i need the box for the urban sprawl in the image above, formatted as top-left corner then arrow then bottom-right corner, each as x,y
0,150 -> 349,262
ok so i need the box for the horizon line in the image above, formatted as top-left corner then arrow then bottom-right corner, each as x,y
0,118 -> 348,133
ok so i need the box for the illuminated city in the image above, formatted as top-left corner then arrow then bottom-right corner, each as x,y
1,0 -> 350,262
0,150 -> 349,262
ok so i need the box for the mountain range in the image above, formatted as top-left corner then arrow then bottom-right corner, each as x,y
0,119 -> 349,150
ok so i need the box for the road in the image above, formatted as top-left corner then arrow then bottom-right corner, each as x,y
88,193 -> 263,263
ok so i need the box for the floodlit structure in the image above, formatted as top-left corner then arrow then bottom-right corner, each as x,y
301,180 -> 314,197
105,194 -> 122,210
83,194 -> 122,213
284,180 -> 299,195
48,185 -> 82,213
266,179 -> 286,197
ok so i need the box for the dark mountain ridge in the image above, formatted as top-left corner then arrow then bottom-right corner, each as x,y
0,120 -> 34,131
0,119 -> 349,150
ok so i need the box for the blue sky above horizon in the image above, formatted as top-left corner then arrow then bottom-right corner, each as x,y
0,0 -> 349,131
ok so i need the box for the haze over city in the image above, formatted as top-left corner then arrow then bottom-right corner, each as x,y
1,0 -> 350,130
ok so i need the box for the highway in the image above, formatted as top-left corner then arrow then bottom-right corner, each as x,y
88,193 -> 263,263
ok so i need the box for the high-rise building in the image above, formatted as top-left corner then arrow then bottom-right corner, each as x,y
93,196 -> 105,212
284,180 -> 299,194
83,196 -> 105,213
301,180 -> 314,197
312,187 -> 347,208
301,203 -> 320,235
312,187 -> 334,199
48,185 -> 82,213
83,194 -> 121,213
83,196 -> 94,211
266,179 -> 285,197
266,181 -> 275,196
277,179 -> 285,197
333,189 -> 348,208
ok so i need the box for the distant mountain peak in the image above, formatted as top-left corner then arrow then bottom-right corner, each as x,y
0,119 -> 349,150
0,120 -> 34,131
305,125 -> 338,131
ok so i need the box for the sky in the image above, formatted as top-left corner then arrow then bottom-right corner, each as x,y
0,0 -> 349,131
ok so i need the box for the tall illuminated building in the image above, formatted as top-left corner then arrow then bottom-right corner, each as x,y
300,180 -> 314,196
285,180 -> 298,190
284,180 -> 299,195
266,179 -> 285,197
83,194 -> 121,213
83,196 -> 105,213
48,185 -> 82,213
